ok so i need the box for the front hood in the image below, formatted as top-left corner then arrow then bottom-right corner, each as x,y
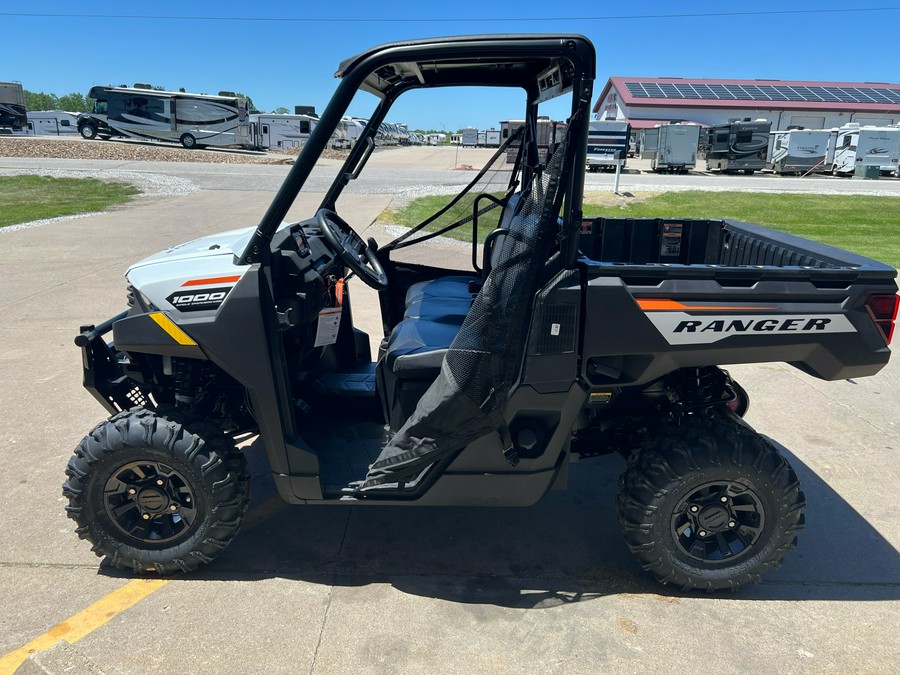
127,226 -> 256,273
125,223 -> 289,315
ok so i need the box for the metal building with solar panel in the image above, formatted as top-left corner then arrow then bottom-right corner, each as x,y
593,77 -> 900,132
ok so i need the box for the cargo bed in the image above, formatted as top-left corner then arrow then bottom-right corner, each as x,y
570,218 -> 897,385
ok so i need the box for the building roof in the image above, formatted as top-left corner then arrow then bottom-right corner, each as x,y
594,76 -> 900,114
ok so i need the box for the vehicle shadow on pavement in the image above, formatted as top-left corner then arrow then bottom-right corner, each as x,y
99,442 -> 900,607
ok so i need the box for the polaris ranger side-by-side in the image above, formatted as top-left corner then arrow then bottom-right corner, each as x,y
64,35 -> 898,591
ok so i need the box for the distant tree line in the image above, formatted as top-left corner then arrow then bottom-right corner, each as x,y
24,90 -> 95,113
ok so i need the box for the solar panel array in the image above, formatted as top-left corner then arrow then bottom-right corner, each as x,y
624,81 -> 900,105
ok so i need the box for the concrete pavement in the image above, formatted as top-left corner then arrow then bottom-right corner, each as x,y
0,180 -> 898,674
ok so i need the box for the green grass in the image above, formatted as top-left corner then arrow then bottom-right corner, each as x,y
583,191 -> 900,267
0,175 -> 139,228
381,190 -> 900,267
378,192 -> 506,243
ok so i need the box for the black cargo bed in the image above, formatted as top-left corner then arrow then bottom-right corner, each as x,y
579,218 -> 896,281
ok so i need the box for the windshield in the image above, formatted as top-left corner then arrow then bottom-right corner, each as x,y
93,100 -> 108,114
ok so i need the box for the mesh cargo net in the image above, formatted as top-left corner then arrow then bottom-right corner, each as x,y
361,126 -> 571,490
384,126 -> 524,256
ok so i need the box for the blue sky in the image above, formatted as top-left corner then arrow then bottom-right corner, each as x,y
4,2 -> 900,130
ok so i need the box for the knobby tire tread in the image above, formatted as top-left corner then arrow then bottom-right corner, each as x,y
63,407 -> 250,575
617,416 -> 805,591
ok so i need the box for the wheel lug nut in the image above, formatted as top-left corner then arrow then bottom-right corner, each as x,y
728,521 -> 736,528
720,496 -> 728,503
185,497 -> 191,503
156,479 -> 164,486
698,530 -> 707,537
142,514 -> 150,520
128,488 -> 136,495
170,505 -> 177,511
690,505 -> 699,513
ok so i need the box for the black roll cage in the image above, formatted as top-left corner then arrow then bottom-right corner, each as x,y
240,34 -> 596,268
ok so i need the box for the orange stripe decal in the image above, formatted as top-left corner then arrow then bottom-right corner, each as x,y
181,275 -> 241,287
636,299 -> 690,311
637,299 -> 777,311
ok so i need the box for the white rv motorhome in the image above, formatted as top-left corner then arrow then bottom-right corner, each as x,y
651,123 -> 700,173
768,129 -> 832,174
250,113 -> 317,150
16,111 -> 80,136
586,119 -> 630,171
78,85 -> 253,149
828,124 -> 900,176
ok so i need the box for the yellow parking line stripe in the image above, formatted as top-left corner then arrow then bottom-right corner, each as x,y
0,496 -> 287,674
0,578 -> 167,674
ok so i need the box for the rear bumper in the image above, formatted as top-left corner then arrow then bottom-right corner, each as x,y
75,310 -> 147,414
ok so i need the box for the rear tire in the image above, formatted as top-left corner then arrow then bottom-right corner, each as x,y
618,417 -> 804,591
180,133 -> 197,149
63,408 -> 250,575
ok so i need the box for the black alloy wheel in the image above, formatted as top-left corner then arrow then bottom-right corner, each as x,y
103,460 -> 199,546
618,416 -> 805,591
64,408 -> 250,574
670,480 -> 765,564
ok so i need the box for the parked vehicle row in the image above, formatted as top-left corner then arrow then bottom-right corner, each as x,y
768,124 -> 900,176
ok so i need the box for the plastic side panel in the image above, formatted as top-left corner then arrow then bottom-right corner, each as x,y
185,268 -> 319,478
406,471 -> 558,506
582,273 -> 895,385
114,313 -> 206,360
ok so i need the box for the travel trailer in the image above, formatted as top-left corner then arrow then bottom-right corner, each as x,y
828,124 -> 900,176
702,120 -> 771,173
768,129 -> 832,174
0,81 -> 26,130
77,85 -> 252,149
462,127 -> 478,147
639,127 -> 659,161
501,117 -> 566,163
586,119 -> 630,171
485,128 -> 501,147
16,111 -> 80,136
332,117 -> 367,149
651,123 -> 700,173
250,113 -> 318,150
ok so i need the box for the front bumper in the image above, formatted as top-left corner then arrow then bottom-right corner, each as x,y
75,311 -> 148,414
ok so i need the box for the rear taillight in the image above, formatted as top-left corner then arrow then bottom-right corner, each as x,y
865,293 -> 900,345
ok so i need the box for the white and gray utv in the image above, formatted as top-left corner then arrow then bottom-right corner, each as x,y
65,35 -> 897,591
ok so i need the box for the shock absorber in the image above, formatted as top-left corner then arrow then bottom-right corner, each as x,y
172,359 -> 202,405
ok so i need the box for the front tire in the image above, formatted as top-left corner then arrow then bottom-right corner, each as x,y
79,124 -> 97,140
618,417 -> 804,591
63,408 -> 250,575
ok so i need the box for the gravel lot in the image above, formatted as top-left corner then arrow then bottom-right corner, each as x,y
0,136 -> 348,164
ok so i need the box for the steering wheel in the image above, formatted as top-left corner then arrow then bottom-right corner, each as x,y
316,208 -> 388,290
